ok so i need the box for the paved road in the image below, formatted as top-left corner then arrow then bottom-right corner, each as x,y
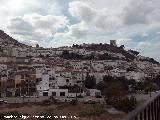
128,92 -> 158,102
0,96 -> 105,104
2,92 -> 157,104
1,97 -> 49,103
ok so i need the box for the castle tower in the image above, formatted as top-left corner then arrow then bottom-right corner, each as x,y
110,40 -> 117,46
36,44 -> 39,48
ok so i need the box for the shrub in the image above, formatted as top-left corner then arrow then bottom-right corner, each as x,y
90,101 -> 96,104
79,103 -> 105,117
79,111 -> 88,117
85,75 -> 96,89
70,99 -> 78,105
41,99 -> 51,106
0,113 -> 5,120
91,104 -> 105,116
114,96 -> 137,113
38,109 -> 55,120
50,97 -> 58,103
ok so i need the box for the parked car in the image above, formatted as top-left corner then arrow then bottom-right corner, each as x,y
67,95 -> 76,98
85,99 -> 92,102
65,99 -> 72,102
0,100 -> 7,103
24,95 -> 30,98
155,91 -> 159,93
84,99 -> 96,104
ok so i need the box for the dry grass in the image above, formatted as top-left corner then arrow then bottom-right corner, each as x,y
0,103 -> 125,120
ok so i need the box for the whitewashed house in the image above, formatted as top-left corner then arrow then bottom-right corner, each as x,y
87,89 -> 101,97
89,71 -> 105,84
110,68 -> 126,77
37,74 -> 49,91
38,89 -> 68,97
70,61 -> 83,70
104,60 -> 118,68
0,64 -> 7,71
125,71 -> 146,81
91,61 -> 104,71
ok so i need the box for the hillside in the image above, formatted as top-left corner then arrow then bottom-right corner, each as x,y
0,30 -> 28,47
0,29 -> 159,64
86,44 -> 136,60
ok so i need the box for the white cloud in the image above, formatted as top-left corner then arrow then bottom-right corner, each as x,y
154,42 -> 160,48
69,1 -> 121,31
142,33 -> 148,37
7,14 -> 69,45
80,0 -> 130,10
7,16 -> 33,36
123,0 -> 160,25
157,32 -> 160,35
0,0 -> 64,31
0,0 -> 159,61
136,42 -> 151,49
69,22 -> 89,39
23,14 -> 69,32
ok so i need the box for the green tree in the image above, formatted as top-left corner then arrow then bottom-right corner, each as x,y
96,76 -> 129,99
85,75 -> 96,89
62,50 -> 69,56
103,75 -> 114,82
114,96 -> 137,113
154,74 -> 160,88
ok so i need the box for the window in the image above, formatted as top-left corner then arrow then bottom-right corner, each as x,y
16,84 -> 20,88
52,92 -> 56,96
21,74 -> 24,79
43,92 -> 48,96
60,92 -> 65,96
95,92 -> 100,96
66,79 -> 69,83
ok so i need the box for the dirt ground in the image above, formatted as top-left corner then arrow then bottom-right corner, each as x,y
0,103 -> 125,120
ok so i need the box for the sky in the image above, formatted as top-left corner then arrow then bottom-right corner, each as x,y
0,0 -> 160,61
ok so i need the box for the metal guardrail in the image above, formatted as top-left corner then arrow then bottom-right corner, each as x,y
122,92 -> 160,120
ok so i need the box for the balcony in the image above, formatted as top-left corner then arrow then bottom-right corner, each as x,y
122,92 -> 160,120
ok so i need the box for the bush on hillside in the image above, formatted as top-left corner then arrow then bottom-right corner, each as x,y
114,96 -> 137,113
79,103 -> 105,117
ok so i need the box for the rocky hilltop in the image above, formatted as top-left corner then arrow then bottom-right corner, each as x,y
0,30 -> 28,47
0,29 -> 159,65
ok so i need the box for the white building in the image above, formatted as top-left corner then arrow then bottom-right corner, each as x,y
110,68 -> 126,77
38,89 -> 68,97
0,64 -> 7,71
36,74 -> 49,91
88,89 -> 101,97
125,71 -> 146,81
91,61 -> 104,71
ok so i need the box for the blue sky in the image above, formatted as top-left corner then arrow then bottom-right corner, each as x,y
0,0 -> 160,61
